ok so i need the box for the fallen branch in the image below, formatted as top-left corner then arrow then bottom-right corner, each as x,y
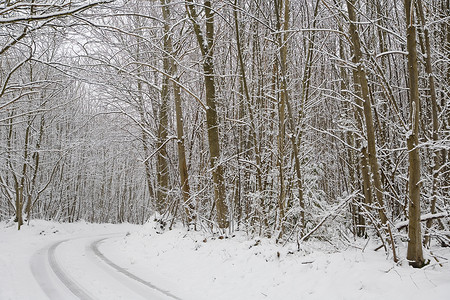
299,192 -> 356,243
395,212 -> 449,230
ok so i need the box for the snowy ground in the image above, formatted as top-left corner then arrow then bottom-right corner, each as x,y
1,220 -> 449,300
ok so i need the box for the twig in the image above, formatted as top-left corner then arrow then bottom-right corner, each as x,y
300,192 -> 355,243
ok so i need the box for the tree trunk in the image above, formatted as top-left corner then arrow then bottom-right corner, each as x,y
404,0 -> 424,268
134,19 -> 154,217
415,0 -> 441,247
337,20 -> 366,237
233,0 -> 265,229
346,0 -> 387,225
186,0 -> 229,229
274,0 -> 288,239
156,31 -> 170,214
161,0 -> 194,224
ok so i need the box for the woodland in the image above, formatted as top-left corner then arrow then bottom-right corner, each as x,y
0,0 -> 448,269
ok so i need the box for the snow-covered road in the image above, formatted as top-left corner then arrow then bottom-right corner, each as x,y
30,234 -> 179,300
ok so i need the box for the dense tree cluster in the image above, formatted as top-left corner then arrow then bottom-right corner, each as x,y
1,0 -> 448,267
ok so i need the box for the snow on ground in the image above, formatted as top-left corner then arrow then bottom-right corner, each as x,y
1,219 -> 449,300
101,221 -> 450,300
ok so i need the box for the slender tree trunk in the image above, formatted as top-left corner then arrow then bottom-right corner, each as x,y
274,0 -> 287,239
443,0 -> 449,203
233,0 -> 266,229
161,0 -> 194,224
186,0 -> 229,229
25,114 -> 45,222
139,94 -> 155,212
404,0 -> 424,268
6,111 -> 20,228
131,10 -> 155,218
156,32 -> 170,214
136,59 -> 154,216
415,0 -> 441,246
17,119 -> 32,229
233,0 -> 262,195
337,19 -> 366,237
346,0 -> 387,225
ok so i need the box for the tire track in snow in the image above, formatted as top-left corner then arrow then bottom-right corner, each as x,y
48,239 -> 96,300
90,237 -> 182,300
31,239 -> 94,300
30,242 -> 76,300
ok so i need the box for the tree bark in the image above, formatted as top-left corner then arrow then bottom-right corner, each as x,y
404,0 -> 424,268
161,0 -> 194,224
186,0 -> 229,229
156,24 -> 171,214
346,0 -> 387,225
415,0 -> 441,247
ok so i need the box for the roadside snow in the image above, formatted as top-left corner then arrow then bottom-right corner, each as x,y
101,221 -> 450,300
0,220 -> 449,300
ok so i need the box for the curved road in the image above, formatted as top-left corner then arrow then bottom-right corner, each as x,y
30,234 -> 181,300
